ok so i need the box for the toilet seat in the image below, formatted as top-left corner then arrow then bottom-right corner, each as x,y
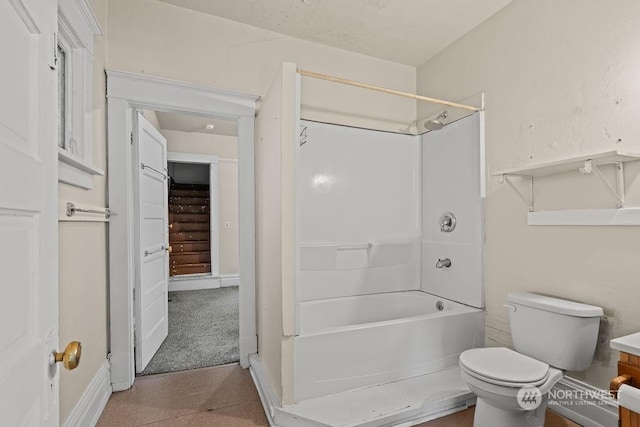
459,347 -> 550,387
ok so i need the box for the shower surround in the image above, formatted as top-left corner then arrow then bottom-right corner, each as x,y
252,63 -> 485,427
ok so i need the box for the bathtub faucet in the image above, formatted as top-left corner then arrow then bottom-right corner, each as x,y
436,258 -> 452,268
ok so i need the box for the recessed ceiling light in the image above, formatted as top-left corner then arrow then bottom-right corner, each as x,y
205,123 -> 215,130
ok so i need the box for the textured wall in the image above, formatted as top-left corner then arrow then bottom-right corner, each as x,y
106,0 -> 417,133
417,0 -> 640,389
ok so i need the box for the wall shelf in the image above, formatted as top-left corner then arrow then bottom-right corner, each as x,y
528,208 -> 640,226
493,150 -> 640,224
493,150 -> 640,178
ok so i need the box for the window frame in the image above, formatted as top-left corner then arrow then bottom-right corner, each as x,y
57,0 -> 103,189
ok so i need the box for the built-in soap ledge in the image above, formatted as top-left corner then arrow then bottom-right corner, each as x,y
300,240 -> 418,271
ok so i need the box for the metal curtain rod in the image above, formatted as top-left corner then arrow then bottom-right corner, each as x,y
297,69 -> 480,112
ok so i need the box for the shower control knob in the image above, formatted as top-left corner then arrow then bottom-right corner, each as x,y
439,212 -> 456,232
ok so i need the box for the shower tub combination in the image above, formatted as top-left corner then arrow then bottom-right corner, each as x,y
294,290 -> 484,401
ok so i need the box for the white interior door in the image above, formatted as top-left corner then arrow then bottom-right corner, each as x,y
134,112 -> 169,373
0,0 -> 59,424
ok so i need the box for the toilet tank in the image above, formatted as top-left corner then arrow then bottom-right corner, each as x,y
506,292 -> 603,371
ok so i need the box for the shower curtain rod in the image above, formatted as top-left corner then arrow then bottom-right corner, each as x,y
297,69 -> 480,112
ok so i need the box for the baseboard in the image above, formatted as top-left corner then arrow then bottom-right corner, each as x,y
110,381 -> 130,393
168,274 -> 239,291
220,274 -> 239,287
249,354 -> 279,427
63,361 -> 112,427
549,376 -> 618,427
168,274 -> 219,291
240,334 -> 257,368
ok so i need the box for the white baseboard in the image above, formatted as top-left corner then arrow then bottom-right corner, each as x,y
110,381 -> 130,393
549,376 -> 618,427
63,361 -> 112,427
249,354 -> 279,427
220,275 -> 239,287
168,274 -> 239,291
169,274 -> 219,291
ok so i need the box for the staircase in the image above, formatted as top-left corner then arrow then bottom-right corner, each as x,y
168,182 -> 211,276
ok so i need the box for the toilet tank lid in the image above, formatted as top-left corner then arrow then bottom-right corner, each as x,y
506,292 -> 603,317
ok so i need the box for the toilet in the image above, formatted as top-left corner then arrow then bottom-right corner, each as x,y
459,292 -> 603,427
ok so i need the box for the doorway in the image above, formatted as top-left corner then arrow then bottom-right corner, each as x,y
168,161 -> 215,278
106,70 -> 258,391
136,109 -> 242,376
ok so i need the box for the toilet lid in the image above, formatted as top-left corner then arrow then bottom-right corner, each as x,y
459,348 -> 549,385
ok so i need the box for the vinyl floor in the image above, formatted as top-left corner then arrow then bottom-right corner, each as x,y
98,364 -> 581,426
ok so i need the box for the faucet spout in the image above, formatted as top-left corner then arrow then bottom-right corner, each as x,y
436,258 -> 452,268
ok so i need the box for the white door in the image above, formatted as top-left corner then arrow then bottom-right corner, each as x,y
0,0 -> 59,425
134,112 -> 170,372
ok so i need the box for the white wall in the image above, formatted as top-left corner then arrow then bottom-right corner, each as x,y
219,159 -> 240,275
58,0 -> 108,422
106,0 -> 417,133
162,130 -> 239,276
417,0 -> 640,388
162,130 -> 237,158
422,114 -> 484,309
298,120 -> 420,301
255,64 -> 292,404
142,109 -> 160,129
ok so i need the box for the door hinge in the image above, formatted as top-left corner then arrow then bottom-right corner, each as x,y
49,31 -> 58,70
130,132 -> 134,145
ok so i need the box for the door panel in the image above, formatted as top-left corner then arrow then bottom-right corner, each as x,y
0,0 -> 58,425
134,112 -> 169,373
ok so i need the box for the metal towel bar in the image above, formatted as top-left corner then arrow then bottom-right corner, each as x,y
144,245 -> 166,257
66,202 -> 113,218
141,163 -> 168,180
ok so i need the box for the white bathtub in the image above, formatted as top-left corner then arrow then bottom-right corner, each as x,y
294,290 -> 484,402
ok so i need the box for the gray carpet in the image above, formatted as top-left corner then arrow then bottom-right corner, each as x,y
140,287 -> 239,376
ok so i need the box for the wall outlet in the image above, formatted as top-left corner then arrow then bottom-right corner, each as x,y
224,221 -> 231,229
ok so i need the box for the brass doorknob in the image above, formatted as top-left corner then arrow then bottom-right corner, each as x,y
50,341 -> 82,370
166,245 -> 172,253
169,224 -> 173,229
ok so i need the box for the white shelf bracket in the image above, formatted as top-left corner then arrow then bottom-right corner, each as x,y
499,174 -> 534,212
579,160 -> 625,208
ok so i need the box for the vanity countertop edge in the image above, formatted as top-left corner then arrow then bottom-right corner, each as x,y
611,333 -> 640,357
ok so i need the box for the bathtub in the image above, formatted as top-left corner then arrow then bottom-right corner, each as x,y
294,290 -> 484,402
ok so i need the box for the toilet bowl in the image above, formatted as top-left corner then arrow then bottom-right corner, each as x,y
460,347 -> 563,427
459,292 -> 603,427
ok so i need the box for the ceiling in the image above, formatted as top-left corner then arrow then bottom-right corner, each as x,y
156,111 -> 238,136
157,0 -> 513,66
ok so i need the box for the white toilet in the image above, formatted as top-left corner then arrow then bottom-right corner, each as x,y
459,292 -> 603,427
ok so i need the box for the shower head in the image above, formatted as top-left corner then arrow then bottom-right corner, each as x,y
424,111 -> 448,131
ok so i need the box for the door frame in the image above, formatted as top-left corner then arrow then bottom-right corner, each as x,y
167,152 -> 221,282
106,70 -> 258,391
